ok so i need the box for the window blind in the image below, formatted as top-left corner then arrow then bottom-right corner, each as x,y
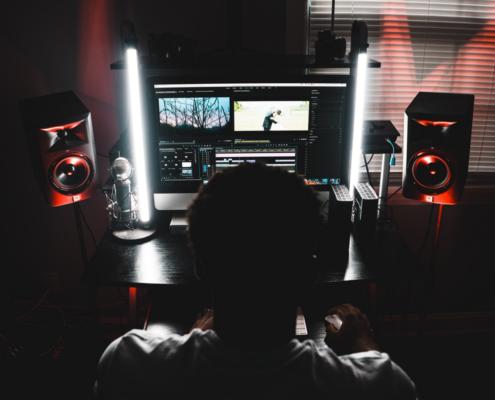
309,0 -> 495,174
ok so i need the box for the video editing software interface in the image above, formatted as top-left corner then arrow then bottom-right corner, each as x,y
150,79 -> 348,192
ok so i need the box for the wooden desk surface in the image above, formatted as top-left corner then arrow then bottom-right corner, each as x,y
87,226 -> 374,287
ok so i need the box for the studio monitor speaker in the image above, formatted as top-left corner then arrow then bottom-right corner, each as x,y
20,91 -> 98,207
403,92 -> 474,205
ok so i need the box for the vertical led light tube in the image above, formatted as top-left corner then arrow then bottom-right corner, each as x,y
126,47 -> 151,223
349,52 -> 368,197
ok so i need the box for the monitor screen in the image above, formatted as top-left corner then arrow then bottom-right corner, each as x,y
147,76 -> 349,210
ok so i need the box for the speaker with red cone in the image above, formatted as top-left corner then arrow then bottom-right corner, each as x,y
403,92 -> 474,205
20,91 -> 98,207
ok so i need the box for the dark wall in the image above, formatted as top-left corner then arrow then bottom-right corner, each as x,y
2,0 -> 120,301
386,193 -> 495,313
2,0 -> 493,313
2,0 -> 300,304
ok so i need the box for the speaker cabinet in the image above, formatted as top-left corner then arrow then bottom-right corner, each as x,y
20,91 -> 98,207
403,92 -> 474,205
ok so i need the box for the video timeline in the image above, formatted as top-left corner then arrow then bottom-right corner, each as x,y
159,145 -> 297,182
215,148 -> 297,173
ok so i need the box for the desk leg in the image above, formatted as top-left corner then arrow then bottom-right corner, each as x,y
378,154 -> 391,220
129,287 -> 137,327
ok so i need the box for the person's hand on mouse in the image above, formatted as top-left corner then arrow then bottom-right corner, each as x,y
324,303 -> 378,355
191,308 -> 214,332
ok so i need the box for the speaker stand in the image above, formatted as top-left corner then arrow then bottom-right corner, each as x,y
428,204 -> 445,297
73,203 -> 89,268
418,203 -> 445,336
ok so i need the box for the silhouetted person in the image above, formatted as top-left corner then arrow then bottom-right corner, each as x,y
263,109 -> 281,130
95,163 -> 416,399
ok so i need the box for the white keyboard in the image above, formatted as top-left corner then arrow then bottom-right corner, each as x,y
295,306 -> 308,337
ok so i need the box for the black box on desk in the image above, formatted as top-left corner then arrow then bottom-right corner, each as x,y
324,184 -> 353,267
362,120 -> 399,147
352,183 -> 378,254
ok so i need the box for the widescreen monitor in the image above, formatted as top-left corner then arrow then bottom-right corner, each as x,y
147,76 -> 350,210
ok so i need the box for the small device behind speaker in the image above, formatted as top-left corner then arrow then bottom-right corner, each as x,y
352,183 -> 378,254
403,92 -> 474,205
20,91 -> 98,207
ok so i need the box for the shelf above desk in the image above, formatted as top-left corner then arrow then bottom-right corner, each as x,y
110,54 -> 381,70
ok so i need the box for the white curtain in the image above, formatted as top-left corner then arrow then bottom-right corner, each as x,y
309,0 -> 495,175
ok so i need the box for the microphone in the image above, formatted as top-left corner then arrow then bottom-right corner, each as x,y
111,157 -> 134,221
108,156 -> 136,226
104,156 -> 155,241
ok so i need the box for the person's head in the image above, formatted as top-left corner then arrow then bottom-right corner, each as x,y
273,109 -> 282,116
187,163 -> 322,310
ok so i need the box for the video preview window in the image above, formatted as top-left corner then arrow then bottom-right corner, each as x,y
234,101 -> 310,132
159,97 -> 230,133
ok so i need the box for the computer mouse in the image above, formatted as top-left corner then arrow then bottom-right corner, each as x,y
325,314 -> 343,331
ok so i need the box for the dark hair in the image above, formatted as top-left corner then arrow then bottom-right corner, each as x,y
187,163 -> 322,286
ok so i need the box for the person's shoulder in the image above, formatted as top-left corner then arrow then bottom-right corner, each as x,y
95,330 -> 213,398
115,328 -> 217,355
98,329 -> 188,365
293,342 -> 416,399
339,351 -> 417,399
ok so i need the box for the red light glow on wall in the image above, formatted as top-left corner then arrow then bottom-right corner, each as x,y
373,1 -> 495,171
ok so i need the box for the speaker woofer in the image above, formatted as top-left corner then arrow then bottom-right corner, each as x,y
411,153 -> 452,192
49,154 -> 93,194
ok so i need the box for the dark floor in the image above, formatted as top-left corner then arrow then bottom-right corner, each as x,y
2,292 -> 494,400
385,333 -> 495,400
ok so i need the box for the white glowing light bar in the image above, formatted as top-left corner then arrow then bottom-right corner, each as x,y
126,48 -> 151,223
349,52 -> 368,197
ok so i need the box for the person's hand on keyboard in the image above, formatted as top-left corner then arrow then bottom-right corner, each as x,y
190,308 -> 214,332
324,303 -> 378,355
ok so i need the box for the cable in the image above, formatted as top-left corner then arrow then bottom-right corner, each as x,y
386,139 -> 396,166
387,185 -> 402,201
391,204 -> 435,337
15,289 -> 50,321
77,204 -> 98,250
377,186 -> 402,224
38,305 -> 66,358
360,154 -> 374,167
416,204 -> 435,256
9,298 -> 67,360
363,153 -> 373,186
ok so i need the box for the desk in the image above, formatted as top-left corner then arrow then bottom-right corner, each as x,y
135,222 -> 414,343
87,216 -> 378,328
90,230 -> 372,286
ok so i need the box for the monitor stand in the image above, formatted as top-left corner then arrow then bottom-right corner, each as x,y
169,211 -> 188,234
